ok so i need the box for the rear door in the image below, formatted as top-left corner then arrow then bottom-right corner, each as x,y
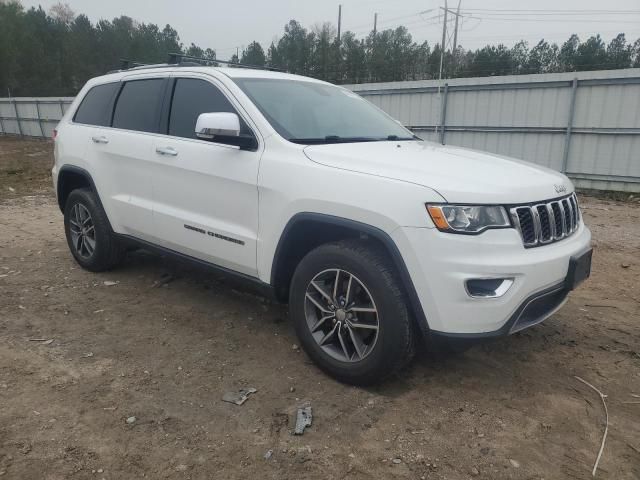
149,75 -> 262,276
86,76 -> 167,240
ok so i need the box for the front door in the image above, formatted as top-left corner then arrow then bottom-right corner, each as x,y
149,76 -> 261,277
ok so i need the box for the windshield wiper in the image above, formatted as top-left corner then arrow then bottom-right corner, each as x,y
386,135 -> 418,141
290,134 -> 420,145
290,135 -> 382,145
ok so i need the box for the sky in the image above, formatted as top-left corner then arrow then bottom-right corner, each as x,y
20,0 -> 640,57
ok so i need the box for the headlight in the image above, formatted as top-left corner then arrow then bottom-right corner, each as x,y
426,204 -> 511,234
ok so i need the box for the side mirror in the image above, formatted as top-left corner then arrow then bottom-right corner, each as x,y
195,112 -> 258,151
196,112 -> 241,139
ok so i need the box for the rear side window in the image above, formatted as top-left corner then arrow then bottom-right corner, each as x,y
112,79 -> 165,133
169,78 -> 248,139
73,83 -> 119,126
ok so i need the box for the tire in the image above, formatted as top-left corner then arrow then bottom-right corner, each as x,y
63,188 -> 124,272
289,239 -> 415,385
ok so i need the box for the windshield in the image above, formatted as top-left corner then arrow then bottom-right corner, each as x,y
232,78 -> 416,144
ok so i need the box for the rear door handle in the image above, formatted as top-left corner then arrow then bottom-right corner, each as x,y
155,146 -> 178,157
91,135 -> 109,144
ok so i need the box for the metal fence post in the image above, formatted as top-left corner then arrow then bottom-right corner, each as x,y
561,78 -> 578,173
35,100 -> 45,137
439,83 -> 449,145
12,98 -> 23,136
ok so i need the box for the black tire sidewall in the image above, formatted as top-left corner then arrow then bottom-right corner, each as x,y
63,189 -> 117,271
290,243 -> 412,384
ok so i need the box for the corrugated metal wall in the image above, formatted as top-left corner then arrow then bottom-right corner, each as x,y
346,69 -> 640,193
0,97 -> 73,138
1,69 -> 639,192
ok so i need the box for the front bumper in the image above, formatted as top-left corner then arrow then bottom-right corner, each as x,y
392,221 -> 592,336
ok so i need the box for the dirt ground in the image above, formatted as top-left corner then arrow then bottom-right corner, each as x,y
0,136 -> 639,480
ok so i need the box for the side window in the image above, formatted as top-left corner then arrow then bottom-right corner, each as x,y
112,79 -> 165,133
73,83 -> 119,126
168,78 -> 250,139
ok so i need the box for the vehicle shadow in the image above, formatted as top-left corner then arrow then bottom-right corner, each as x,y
115,247 -> 589,400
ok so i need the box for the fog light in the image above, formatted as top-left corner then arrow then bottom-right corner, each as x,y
465,278 -> 514,298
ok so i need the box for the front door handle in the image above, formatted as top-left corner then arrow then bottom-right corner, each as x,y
155,146 -> 178,157
91,135 -> 109,144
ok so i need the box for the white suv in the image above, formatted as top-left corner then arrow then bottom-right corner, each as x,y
53,61 -> 592,385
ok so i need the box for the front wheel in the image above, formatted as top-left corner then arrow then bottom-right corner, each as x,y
289,239 -> 415,385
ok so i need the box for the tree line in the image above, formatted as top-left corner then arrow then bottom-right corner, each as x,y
1,0 -> 639,96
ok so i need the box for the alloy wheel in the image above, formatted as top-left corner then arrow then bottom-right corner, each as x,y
304,268 -> 380,362
69,203 -> 96,259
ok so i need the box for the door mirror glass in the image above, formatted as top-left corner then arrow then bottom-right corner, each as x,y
195,112 -> 241,139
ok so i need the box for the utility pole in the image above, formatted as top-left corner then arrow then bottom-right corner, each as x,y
438,1 -> 464,81
438,0 -> 448,83
337,4 -> 342,42
373,12 -> 378,35
452,0 -> 461,60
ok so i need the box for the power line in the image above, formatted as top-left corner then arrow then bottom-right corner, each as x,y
463,12 -> 640,16
345,10 -> 435,32
462,8 -> 640,13
468,17 -> 640,24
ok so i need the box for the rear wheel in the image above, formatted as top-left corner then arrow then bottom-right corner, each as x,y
290,239 -> 415,385
63,188 -> 124,272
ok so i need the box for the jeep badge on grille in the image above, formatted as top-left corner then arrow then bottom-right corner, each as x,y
554,184 -> 567,194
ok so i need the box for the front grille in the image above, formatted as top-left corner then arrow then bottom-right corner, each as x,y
510,193 -> 581,248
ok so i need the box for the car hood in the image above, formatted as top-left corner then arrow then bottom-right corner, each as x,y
303,140 -> 572,204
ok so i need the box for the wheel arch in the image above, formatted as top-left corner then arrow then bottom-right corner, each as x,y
56,165 -> 95,211
56,165 -> 114,231
270,213 -> 430,335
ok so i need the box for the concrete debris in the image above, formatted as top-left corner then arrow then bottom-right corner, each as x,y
293,406 -> 312,435
222,387 -> 257,406
152,274 -> 175,288
126,416 -> 137,424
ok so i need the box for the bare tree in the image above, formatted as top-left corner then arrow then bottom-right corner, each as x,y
49,2 -> 75,25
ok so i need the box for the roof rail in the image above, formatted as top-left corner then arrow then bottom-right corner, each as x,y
120,58 -> 149,70
167,53 -> 284,72
107,59 -> 171,74
108,54 -> 285,74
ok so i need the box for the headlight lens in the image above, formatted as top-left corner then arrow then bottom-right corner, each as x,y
426,204 -> 511,233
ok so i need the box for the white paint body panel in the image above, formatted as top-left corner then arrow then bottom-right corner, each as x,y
53,65 -> 592,335
303,141 -> 573,204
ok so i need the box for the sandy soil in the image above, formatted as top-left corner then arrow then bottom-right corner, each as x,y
0,136 -> 639,479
